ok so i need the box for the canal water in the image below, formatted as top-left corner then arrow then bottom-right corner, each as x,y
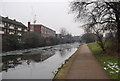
1,43 -> 80,79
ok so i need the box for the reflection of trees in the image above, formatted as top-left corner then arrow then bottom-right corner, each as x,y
66,48 -> 71,52
31,54 -> 54,62
2,55 -> 32,72
2,58 -> 22,72
59,48 -> 72,57
31,54 -> 42,62
59,48 -> 66,57
27,60 -> 31,65
59,44 -> 73,57
2,51 -> 56,72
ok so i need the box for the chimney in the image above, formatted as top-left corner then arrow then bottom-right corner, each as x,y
28,22 -> 30,31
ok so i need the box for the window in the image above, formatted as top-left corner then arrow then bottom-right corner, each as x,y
0,31 -> 4,34
18,28 -> 22,31
4,22 -> 7,26
10,26 -> 14,29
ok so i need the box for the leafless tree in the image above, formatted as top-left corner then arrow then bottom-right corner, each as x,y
70,0 -> 120,52
60,28 -> 68,36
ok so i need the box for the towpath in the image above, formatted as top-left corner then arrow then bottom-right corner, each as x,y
66,44 -> 110,79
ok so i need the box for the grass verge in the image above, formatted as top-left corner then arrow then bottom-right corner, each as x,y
88,42 -> 120,80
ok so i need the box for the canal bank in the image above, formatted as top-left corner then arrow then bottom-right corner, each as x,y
53,43 -> 110,79
53,44 -> 82,79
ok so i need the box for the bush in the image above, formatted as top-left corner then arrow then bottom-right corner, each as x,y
3,32 -> 77,52
22,32 -> 45,48
2,34 -> 21,52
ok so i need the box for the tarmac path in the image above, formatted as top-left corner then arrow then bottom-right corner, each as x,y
66,44 -> 110,79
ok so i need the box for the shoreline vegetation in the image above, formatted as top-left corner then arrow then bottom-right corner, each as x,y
53,44 -> 82,79
2,33 -> 78,52
88,42 -> 119,79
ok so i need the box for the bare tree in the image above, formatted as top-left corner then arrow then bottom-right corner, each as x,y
70,0 -> 120,52
60,28 -> 68,36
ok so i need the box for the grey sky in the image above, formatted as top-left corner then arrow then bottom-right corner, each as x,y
0,0 -> 84,36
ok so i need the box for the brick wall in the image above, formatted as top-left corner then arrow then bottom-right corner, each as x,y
28,22 -> 56,38
34,25 -> 41,33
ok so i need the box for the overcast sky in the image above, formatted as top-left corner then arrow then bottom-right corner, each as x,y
0,0 -> 84,36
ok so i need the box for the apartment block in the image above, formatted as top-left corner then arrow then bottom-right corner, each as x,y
0,16 -> 27,37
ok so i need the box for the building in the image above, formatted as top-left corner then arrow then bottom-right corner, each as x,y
0,16 -> 27,37
28,22 -> 56,38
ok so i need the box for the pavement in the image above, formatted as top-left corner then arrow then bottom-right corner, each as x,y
66,44 -> 110,79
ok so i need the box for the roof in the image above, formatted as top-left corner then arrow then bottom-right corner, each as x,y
31,24 -> 56,32
1,16 -> 27,28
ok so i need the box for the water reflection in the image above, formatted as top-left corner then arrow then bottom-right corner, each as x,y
2,53 -> 55,72
2,43 -> 80,79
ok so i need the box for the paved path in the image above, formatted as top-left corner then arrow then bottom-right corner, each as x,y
66,44 -> 110,79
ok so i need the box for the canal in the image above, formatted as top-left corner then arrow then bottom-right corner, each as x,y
1,43 -> 80,79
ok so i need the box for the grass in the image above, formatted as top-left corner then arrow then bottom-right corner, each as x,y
88,42 -> 120,80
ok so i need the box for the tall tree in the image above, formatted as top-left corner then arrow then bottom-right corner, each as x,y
70,0 -> 120,52
60,28 -> 68,36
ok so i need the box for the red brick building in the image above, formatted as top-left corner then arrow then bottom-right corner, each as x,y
28,22 -> 56,38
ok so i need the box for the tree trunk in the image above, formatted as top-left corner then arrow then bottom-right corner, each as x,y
97,35 -> 106,53
115,12 -> 120,57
